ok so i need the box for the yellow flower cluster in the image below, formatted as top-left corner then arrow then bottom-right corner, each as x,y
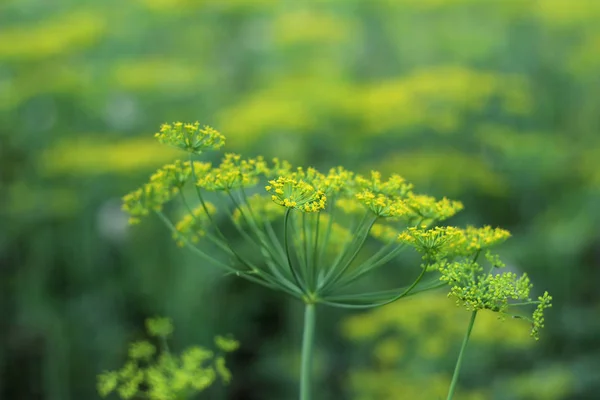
404,194 -> 464,222
397,226 -> 464,255
264,165 -> 357,213
197,153 -> 267,191
395,222 -> 551,339
266,176 -> 326,212
447,225 -> 511,255
265,157 -> 293,178
398,225 -> 510,256
174,203 -> 216,246
149,160 -> 193,191
435,256 -> 551,340
355,189 -> 408,217
123,124 -> 468,232
318,166 -> 355,195
121,122 -> 550,344
440,261 -> 531,311
346,171 -> 420,218
155,122 -> 225,154
122,183 -> 168,224
123,161 -> 206,223
354,171 -> 413,197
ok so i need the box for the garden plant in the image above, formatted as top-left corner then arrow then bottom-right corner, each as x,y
105,122 -> 552,399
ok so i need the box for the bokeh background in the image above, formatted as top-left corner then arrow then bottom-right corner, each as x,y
2,0 -> 600,399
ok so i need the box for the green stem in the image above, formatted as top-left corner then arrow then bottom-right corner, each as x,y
320,213 -> 376,292
507,301 -> 541,307
300,303 -> 316,400
447,310 -> 478,400
336,243 -> 407,289
284,208 -> 305,292
320,263 -> 431,309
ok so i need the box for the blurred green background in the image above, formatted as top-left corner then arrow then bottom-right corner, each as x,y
2,0 -> 600,399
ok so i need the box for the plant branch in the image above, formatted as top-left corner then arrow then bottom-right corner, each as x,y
446,310 -> 477,400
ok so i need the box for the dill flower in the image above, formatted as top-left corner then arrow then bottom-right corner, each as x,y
122,122 -> 550,323
355,189 -> 408,217
122,161 -> 209,224
122,183 -> 168,224
438,258 -> 551,339
174,202 -> 216,246
197,153 -> 267,191
155,122 -> 225,154
398,226 -> 464,256
354,171 -> 413,198
148,159 -> 194,191
266,176 -> 326,212
266,157 -> 293,177
320,166 -> 355,194
398,224 -> 550,339
404,193 -> 464,222
120,122 -> 552,400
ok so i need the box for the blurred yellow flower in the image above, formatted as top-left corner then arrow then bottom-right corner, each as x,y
111,59 -> 205,91
0,11 -> 105,60
40,137 -> 182,176
271,8 -> 357,46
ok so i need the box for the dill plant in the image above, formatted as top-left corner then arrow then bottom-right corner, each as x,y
119,122 -> 551,399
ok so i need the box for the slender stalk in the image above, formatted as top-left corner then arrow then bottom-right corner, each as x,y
320,213 -> 376,291
320,263 -> 431,309
311,212 -> 321,290
302,212 -> 311,286
155,211 -> 229,268
336,243 -> 407,289
447,310 -> 478,400
318,211 -> 367,286
316,203 -> 336,284
284,209 -> 306,291
154,211 -> 276,289
177,190 -> 235,255
228,189 -> 291,273
265,220 -> 287,263
300,303 -> 316,400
